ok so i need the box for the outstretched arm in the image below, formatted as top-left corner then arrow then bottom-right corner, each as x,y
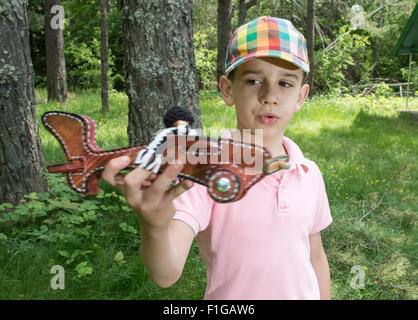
102,156 -> 195,287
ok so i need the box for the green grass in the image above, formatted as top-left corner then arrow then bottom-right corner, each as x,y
0,89 -> 416,299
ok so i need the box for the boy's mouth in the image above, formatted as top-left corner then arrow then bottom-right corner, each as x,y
257,112 -> 279,125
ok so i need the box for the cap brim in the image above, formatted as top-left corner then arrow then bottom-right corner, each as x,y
225,50 -> 310,75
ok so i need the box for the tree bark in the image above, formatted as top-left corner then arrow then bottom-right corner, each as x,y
306,0 -> 315,96
216,0 -> 232,84
100,0 -> 109,112
45,0 -> 67,102
0,0 -> 48,204
121,0 -> 201,145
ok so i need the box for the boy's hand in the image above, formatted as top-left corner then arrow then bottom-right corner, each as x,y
102,156 -> 193,230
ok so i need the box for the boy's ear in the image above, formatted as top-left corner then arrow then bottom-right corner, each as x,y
219,75 -> 235,107
295,83 -> 309,113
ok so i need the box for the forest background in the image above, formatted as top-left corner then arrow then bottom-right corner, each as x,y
28,0 -> 417,96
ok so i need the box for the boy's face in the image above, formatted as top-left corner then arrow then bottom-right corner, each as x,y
219,57 -> 309,143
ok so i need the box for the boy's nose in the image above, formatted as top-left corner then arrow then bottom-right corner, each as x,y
259,83 -> 279,105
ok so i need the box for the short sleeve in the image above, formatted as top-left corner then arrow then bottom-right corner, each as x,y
172,183 -> 214,237
310,164 -> 332,234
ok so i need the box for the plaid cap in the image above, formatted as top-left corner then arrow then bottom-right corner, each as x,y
225,16 -> 309,75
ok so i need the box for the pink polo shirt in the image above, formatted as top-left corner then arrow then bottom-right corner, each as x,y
172,131 -> 332,300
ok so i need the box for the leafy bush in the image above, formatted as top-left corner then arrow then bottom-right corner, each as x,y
0,174 -> 131,245
194,28 -> 217,90
65,39 -> 114,90
112,74 -> 125,92
374,82 -> 393,97
314,25 -> 371,94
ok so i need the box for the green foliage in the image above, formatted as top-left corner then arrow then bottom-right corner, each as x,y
0,174 -> 100,244
65,39 -> 113,90
374,82 -> 393,97
112,74 -> 125,92
28,0 -> 122,90
194,28 -> 217,90
314,25 -> 371,93
74,262 -> 93,278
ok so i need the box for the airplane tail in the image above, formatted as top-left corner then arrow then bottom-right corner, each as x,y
42,111 -> 143,194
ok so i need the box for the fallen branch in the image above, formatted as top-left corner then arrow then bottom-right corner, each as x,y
353,82 -> 415,88
357,164 -> 409,223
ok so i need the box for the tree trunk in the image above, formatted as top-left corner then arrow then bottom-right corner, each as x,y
217,0 -> 233,84
0,0 -> 48,204
45,0 -> 67,102
100,0 -> 109,112
306,0 -> 315,96
121,0 -> 201,145
238,0 -> 258,27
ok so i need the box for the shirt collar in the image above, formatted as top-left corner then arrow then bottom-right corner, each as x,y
282,136 -> 310,174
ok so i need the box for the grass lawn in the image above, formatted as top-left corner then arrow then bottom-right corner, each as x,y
0,89 -> 416,299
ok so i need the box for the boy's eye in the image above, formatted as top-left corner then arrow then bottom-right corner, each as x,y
279,81 -> 293,88
246,79 -> 262,85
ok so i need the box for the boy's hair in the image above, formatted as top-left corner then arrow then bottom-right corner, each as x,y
224,16 -> 309,81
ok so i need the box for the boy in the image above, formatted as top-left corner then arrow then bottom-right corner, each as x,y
102,16 -> 332,300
